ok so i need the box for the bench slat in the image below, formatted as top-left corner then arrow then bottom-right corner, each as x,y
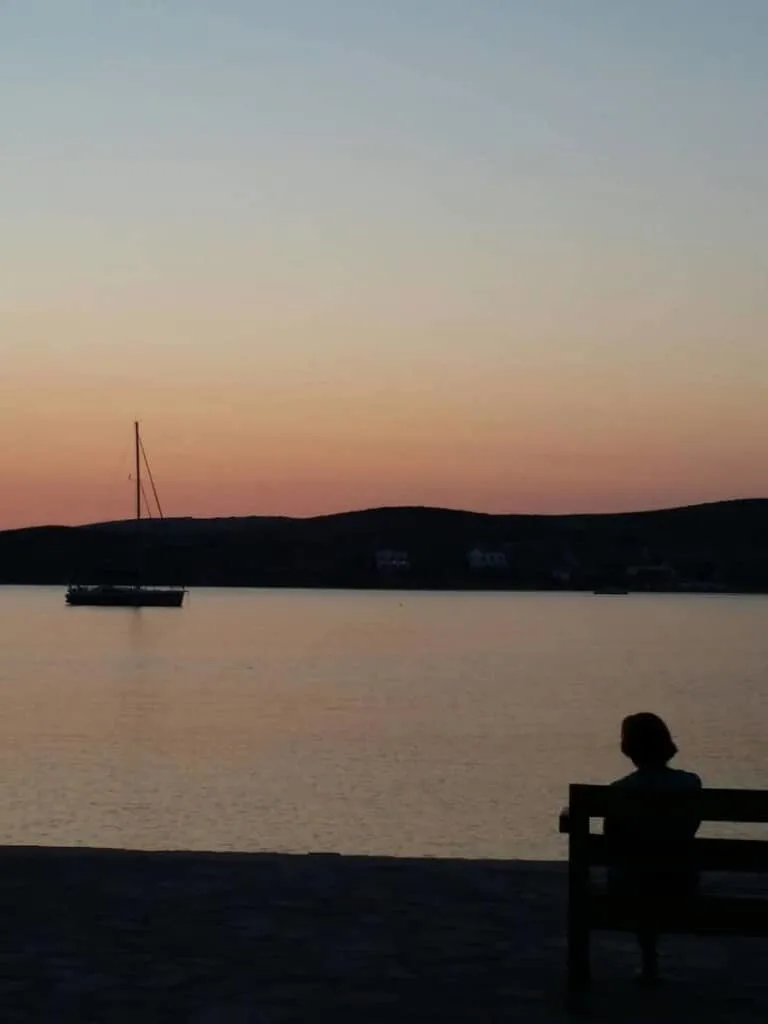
584,834 -> 768,871
569,784 -> 768,823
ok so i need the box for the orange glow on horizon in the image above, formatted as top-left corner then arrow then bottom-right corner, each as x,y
4,263 -> 768,532
3,343 -> 768,529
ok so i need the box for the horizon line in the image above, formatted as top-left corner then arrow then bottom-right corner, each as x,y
3,494 -> 766,534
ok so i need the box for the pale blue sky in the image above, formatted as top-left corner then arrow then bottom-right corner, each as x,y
2,2 -> 767,524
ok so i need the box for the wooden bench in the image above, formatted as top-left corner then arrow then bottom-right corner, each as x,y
561,784 -> 768,1004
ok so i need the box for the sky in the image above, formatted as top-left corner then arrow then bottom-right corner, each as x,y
2,1 -> 767,527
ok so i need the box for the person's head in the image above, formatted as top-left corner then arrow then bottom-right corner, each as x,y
620,712 -> 678,769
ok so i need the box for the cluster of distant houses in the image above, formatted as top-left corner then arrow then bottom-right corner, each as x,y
373,546 -> 691,589
375,547 -> 509,572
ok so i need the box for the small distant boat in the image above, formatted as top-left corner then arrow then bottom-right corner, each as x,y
66,422 -> 185,608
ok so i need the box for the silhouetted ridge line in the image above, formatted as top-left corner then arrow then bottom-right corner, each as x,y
1,499 -> 767,591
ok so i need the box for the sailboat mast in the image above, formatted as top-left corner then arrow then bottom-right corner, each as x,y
134,421 -> 141,522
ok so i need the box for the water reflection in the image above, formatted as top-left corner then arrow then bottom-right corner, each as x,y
112,610 -> 159,844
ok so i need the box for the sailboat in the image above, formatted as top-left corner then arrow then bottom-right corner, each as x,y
66,422 -> 186,607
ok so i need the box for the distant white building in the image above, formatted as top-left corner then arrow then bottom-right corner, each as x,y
376,549 -> 410,571
551,567 -> 572,584
467,547 -> 508,571
627,563 -> 676,580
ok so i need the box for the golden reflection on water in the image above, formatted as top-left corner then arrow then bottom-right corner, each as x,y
0,587 -> 766,857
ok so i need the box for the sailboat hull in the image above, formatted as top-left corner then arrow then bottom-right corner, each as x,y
66,586 -> 185,608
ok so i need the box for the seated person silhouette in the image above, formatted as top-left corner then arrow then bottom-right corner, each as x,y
605,712 -> 702,983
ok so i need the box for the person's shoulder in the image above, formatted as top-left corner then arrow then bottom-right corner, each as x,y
673,768 -> 702,790
609,768 -> 701,790
610,771 -> 640,788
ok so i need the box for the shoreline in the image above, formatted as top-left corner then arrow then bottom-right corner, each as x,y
1,582 -> 765,595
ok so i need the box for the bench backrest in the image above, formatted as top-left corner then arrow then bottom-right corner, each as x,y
568,784 -> 768,873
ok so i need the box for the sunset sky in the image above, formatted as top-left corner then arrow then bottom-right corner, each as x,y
2,1 -> 767,528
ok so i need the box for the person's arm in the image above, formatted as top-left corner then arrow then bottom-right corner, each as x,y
683,775 -> 703,838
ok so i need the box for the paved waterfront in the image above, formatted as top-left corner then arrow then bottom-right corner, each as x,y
0,847 -> 766,1022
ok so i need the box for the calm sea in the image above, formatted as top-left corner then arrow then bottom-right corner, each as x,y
0,587 -> 766,859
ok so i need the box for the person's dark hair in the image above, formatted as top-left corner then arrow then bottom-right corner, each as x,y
620,712 -> 678,768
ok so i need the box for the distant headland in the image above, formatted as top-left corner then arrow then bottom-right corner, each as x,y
0,499 -> 767,593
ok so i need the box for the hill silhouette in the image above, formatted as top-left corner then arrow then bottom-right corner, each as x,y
0,499 -> 767,591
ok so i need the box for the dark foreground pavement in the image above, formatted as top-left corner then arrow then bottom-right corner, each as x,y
0,847 -> 766,1022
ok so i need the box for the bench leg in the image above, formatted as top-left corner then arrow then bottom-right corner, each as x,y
567,921 -> 591,1011
637,929 -> 659,983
